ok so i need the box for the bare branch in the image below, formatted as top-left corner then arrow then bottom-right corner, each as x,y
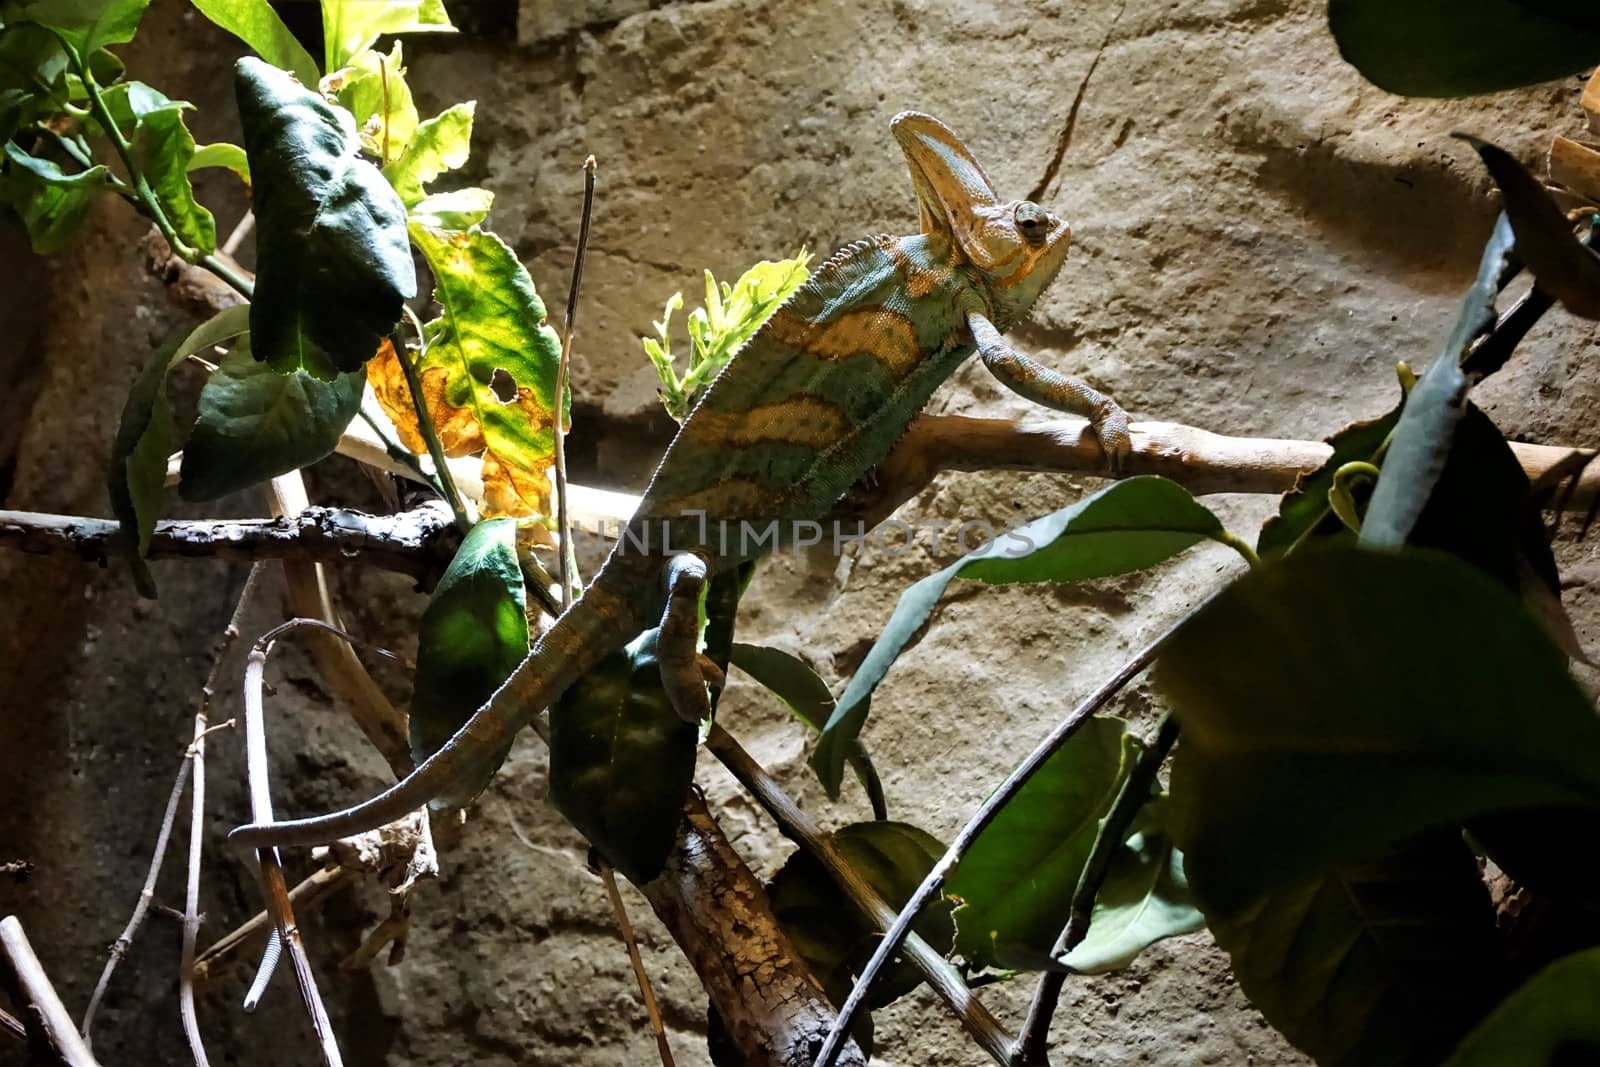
0,915 -> 102,1067
193,867 -> 354,985
600,864 -> 676,1067
0,505 -> 458,582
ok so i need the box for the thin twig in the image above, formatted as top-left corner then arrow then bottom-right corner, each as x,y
600,865 -> 676,1067
394,317 -> 471,532
240,640 -> 344,1067
1,1004 -> 24,1042
703,725 -> 1016,1065
0,916 -> 101,1067
554,156 -> 597,606
221,211 -> 255,258
1014,715 -> 1180,1064
193,865 -> 353,984
813,601 -> 1211,1067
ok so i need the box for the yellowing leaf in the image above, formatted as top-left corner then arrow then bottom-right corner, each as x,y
322,43 -> 417,166
371,224 -> 565,518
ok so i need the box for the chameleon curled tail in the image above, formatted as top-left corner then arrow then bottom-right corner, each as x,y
227,568 -> 641,852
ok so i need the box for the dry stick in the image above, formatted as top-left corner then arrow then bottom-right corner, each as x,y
813,601 -> 1212,1067
182,564 -> 268,1066
0,916 -> 101,1067
1,1004 -> 24,1042
704,724 -> 1017,1065
1014,715 -> 1181,1065
221,211 -> 254,258
553,156 -> 675,1066
241,633 -> 344,1067
193,866 -> 354,984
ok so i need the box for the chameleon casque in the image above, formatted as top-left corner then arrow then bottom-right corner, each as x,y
230,110 -> 1132,852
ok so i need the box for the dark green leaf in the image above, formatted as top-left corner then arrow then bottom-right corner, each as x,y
946,716 -> 1140,970
767,821 -> 952,1008
1161,547 -> 1600,914
178,336 -> 364,501
1256,393 -> 1401,559
1210,833 -> 1500,1067
235,56 -> 414,379
549,629 -> 698,884
1057,798 -> 1204,974
15,0 -> 150,58
3,139 -> 107,186
188,0 -> 319,89
1328,0 -> 1600,97
100,80 -> 214,253
813,477 -> 1222,798
382,100 -> 472,206
0,161 -> 99,252
106,304 -> 250,596
1361,214 -> 1514,547
729,642 -> 886,820
0,22 -> 72,128
1466,136 -> 1600,319
1445,945 -> 1600,1065
411,517 -> 529,808
187,142 -> 249,186
320,0 -> 453,72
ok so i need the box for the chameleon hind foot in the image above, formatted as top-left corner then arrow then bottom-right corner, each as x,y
658,553 -> 715,723
1091,399 -> 1132,475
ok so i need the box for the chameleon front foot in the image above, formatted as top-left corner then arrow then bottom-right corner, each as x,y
1091,399 -> 1132,474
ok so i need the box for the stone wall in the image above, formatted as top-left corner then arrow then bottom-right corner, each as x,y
3,0 -> 1598,1064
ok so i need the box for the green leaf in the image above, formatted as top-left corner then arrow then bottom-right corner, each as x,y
106,304 -> 251,597
1328,0 -> 1600,97
0,22 -> 73,129
322,42 -> 417,166
729,642 -> 886,820
187,0 -> 319,88
1361,214 -> 1514,547
813,477 -> 1222,798
321,0 -> 453,73
1445,945 -> 1600,1065
411,517 -> 529,808
548,630 -> 698,884
235,57 -> 414,379
382,100 -> 472,206
0,160 -> 100,252
1057,798 -> 1204,974
369,223 -> 562,518
767,821 -> 953,1007
408,186 -> 491,230
178,335 -> 364,501
1466,136 -> 1600,320
946,717 -> 1140,970
15,0 -> 150,58
100,80 -> 214,253
187,141 -> 249,185
1160,547 -> 1600,915
1210,833 -> 1500,1067
3,139 -> 108,186
1257,393 -> 1402,559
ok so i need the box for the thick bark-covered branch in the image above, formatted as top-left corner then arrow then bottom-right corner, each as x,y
0,505 -> 458,584
640,792 -> 866,1067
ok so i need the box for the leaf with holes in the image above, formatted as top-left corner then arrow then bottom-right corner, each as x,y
548,630 -> 699,884
369,223 -> 564,518
236,57 -> 414,379
946,716 -> 1141,970
106,304 -> 251,596
411,517 -> 529,809
321,0 -> 453,72
1328,0 -> 1600,97
179,335 -> 365,501
188,0 -> 319,88
813,477 -> 1222,799
1209,833 -> 1500,1067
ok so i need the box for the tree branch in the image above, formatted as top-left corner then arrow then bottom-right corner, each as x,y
0,916 -> 101,1067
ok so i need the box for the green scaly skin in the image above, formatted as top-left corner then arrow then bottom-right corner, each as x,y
230,111 -> 1132,852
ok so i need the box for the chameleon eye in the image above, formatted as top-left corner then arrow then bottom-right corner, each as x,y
1014,202 -> 1049,246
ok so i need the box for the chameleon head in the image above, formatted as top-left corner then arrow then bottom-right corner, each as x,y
891,110 -> 1073,326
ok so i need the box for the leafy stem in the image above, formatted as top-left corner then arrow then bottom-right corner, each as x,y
395,310 -> 470,533
1210,529 -> 1261,568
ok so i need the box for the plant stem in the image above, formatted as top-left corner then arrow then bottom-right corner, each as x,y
599,865 -> 676,1067
1209,529 -> 1260,569
813,600 -> 1211,1067
393,320 -> 470,532
1014,715 -> 1180,1064
200,254 -> 254,299
554,156 -> 597,608
704,724 -> 1017,1066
